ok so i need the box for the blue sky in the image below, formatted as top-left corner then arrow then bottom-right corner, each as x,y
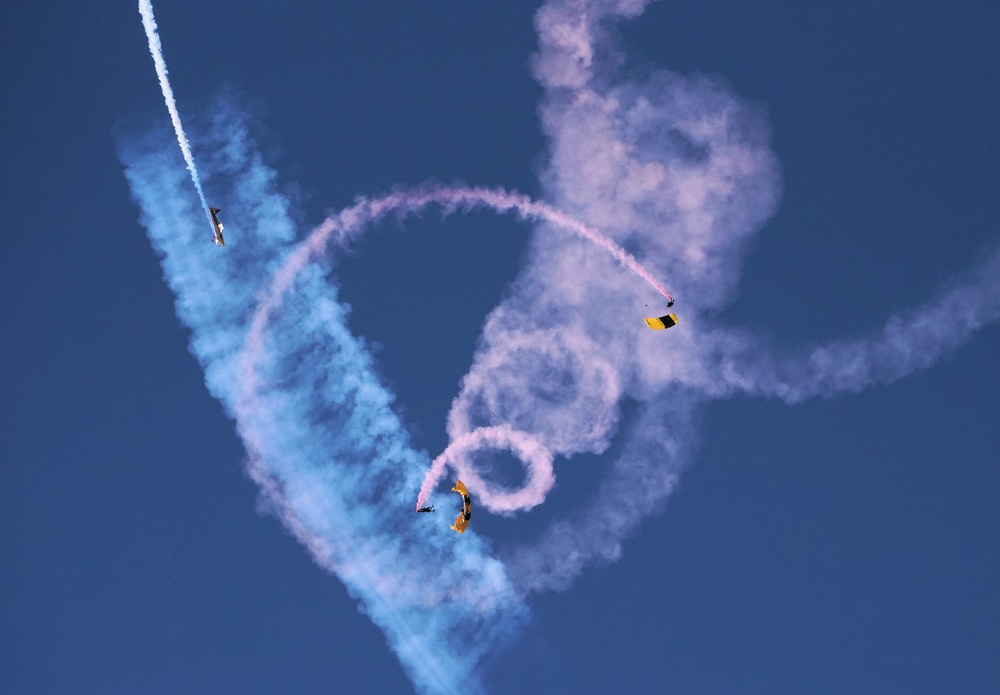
2,1 -> 999,694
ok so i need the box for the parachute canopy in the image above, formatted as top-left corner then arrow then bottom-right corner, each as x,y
450,480 -> 472,534
644,312 -> 679,330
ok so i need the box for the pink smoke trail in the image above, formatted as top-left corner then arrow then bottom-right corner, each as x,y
239,184 -> 673,405
415,425 -> 555,513
236,185 -> 673,512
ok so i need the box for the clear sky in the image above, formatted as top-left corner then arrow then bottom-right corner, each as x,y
2,1 -> 999,694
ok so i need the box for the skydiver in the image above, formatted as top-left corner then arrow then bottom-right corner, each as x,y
209,207 -> 225,246
417,506 -> 435,513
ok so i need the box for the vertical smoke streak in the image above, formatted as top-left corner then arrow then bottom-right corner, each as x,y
138,0 -> 211,224
119,104 -> 527,695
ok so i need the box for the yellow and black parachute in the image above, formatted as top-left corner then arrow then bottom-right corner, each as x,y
644,311 -> 679,330
450,480 -> 472,534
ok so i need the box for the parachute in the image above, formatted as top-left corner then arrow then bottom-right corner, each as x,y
644,302 -> 679,330
450,480 -> 472,534
644,312 -> 679,330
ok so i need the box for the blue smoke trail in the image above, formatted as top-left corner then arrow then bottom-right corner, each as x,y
119,103 -> 526,695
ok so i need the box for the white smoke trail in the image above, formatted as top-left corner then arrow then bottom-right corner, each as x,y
138,0 -> 211,226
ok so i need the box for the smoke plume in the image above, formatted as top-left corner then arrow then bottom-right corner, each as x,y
124,0 -> 999,691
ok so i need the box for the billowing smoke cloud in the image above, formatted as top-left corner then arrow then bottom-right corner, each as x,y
121,103 -> 528,695
438,0 -> 1000,594
123,0 -> 999,692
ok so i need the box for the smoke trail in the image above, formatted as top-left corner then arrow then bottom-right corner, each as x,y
239,184 -> 674,363
120,103 -> 527,695
233,184 -> 676,521
434,0 -> 1000,595
138,0 -> 211,225
121,0 -> 999,690
693,246 -> 1000,403
416,426 -> 555,514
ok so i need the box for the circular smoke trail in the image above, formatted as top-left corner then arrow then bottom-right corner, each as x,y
234,184 -> 674,518
237,184 -> 673,411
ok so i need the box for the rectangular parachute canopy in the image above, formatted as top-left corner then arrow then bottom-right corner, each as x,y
644,312 -> 679,330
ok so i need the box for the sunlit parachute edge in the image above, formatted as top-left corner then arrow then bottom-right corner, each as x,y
450,481 -> 472,534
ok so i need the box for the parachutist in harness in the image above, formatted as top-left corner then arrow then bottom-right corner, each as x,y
417,506 -> 435,513
644,300 -> 679,330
